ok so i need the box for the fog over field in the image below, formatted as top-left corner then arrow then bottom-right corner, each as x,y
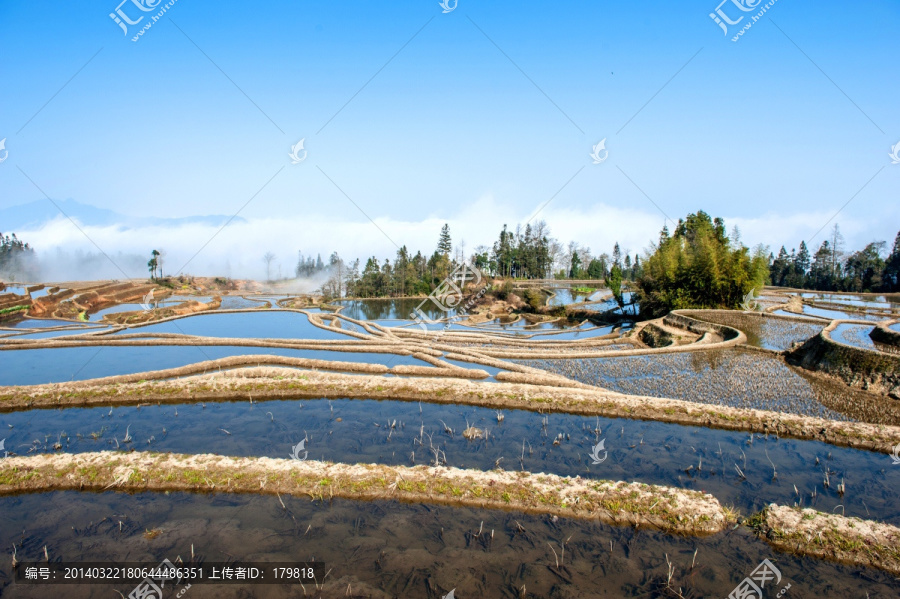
6,197 -> 876,281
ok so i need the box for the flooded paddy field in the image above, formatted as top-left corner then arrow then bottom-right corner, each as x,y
217,295 -> 267,310
2,292 -> 899,596
2,492 -> 897,598
0,346 -> 431,385
2,398 -> 899,523
799,292 -> 900,311
547,287 -> 604,306
831,323 -> 877,350
337,298 -> 455,321
0,327 -> 110,340
684,312 -> 824,351
112,310 -> 354,341
518,350 -> 856,420
776,305 -> 889,322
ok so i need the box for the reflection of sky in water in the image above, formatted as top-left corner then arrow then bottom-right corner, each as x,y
0,345 -> 429,385
115,311 -> 352,340
800,292 -> 899,309
2,398 -> 898,524
831,323 -> 876,349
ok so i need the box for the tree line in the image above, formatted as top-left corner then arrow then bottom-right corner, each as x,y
287,217 -> 899,310
768,225 -> 900,293
305,222 -> 645,299
0,232 -> 37,281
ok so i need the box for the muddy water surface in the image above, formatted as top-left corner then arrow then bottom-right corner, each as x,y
0,492 -> 897,597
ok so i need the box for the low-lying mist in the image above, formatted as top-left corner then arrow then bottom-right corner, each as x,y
3,199 -> 864,283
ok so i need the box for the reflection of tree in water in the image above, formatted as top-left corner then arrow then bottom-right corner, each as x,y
688,348 -> 727,373
338,299 -> 454,321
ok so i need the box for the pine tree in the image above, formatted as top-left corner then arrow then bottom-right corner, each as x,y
882,231 -> 900,292
437,224 -> 452,257
569,252 -> 582,279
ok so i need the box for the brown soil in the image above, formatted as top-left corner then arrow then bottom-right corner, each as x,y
29,281 -> 160,320
101,296 -> 222,325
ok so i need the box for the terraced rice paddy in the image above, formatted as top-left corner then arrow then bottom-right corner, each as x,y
800,292 -> 900,311
518,350 -> 850,420
831,323 -> 877,350
790,305 -> 890,322
2,398 -> 898,523
547,287 -> 605,306
686,311 -> 823,351
1,288 -> 899,595
111,310 -> 353,340
0,346 -> 432,385
337,298 -> 455,320
216,295 -> 264,309
3,491 -> 898,598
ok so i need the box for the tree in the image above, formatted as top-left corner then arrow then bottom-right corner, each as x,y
329,252 -> 345,297
844,242 -> 886,292
569,251 -> 582,279
263,252 -> 276,282
437,224 -> 452,257
147,249 -> 160,281
730,225 -> 742,250
0,232 -> 37,280
809,240 -> 833,290
830,224 -> 845,282
156,249 -> 165,279
586,258 -> 605,279
636,211 -> 768,317
792,241 -> 810,287
608,264 -> 624,308
882,231 -> 900,292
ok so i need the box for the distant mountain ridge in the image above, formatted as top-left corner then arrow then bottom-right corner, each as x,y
0,199 -> 246,232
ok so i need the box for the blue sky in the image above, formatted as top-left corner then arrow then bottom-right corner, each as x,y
1,0 -> 898,277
